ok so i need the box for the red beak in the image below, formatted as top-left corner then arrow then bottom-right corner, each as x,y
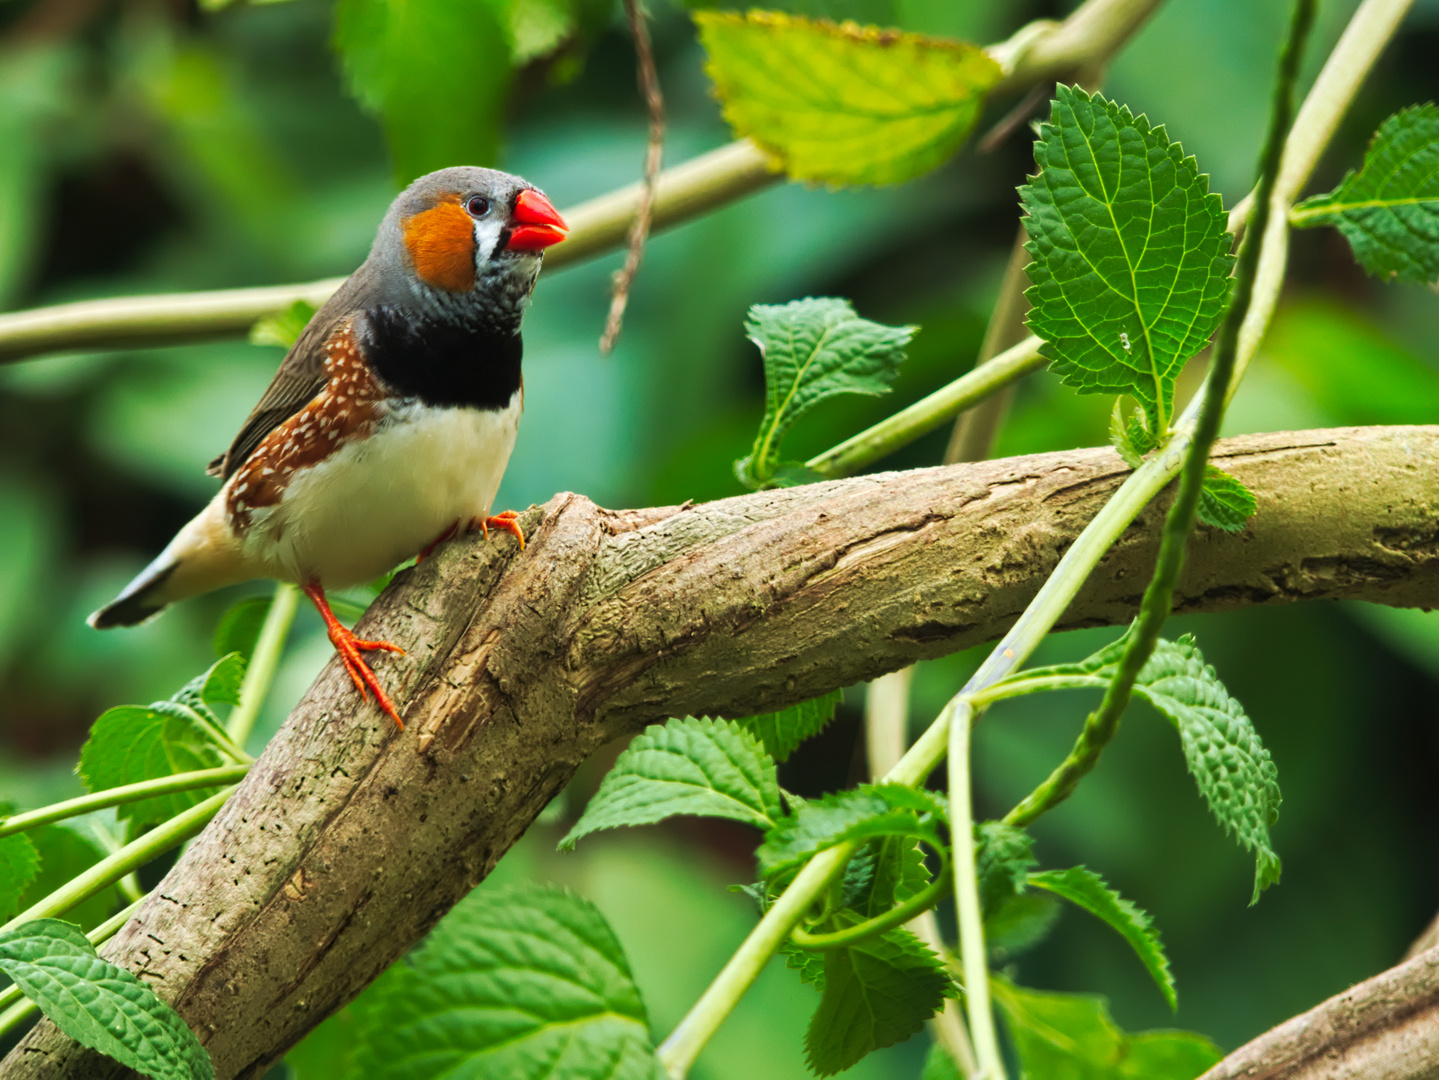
506,189 -> 569,252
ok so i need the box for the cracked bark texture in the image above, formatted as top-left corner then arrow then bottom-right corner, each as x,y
4,425 -> 1438,1080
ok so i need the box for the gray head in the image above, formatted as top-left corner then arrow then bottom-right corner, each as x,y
365,166 -> 568,321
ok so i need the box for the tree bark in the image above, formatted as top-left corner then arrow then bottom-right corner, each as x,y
4,425 -> 1438,1079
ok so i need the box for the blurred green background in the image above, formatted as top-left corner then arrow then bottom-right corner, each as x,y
1,0 -> 1438,1074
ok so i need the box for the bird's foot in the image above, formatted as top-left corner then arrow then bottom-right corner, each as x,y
302,581 -> 406,728
474,509 -> 525,550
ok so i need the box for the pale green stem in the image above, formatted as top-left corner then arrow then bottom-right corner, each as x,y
0,766 -> 250,838
947,698 -> 1005,1079
0,895 -> 148,1036
808,336 -> 1046,479
0,788 -> 234,933
227,583 -> 300,749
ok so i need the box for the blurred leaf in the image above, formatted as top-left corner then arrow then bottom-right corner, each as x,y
1022,86 -> 1233,430
1197,465 -> 1256,533
0,919 -> 213,1080
334,0 -> 511,183
735,298 -> 915,489
1028,866 -> 1175,1010
351,883 -> 664,1079
985,892 -> 1061,959
508,0 -> 578,64
0,481 -> 59,663
285,1002 -> 362,1080
1018,630 -> 1282,902
974,820 -> 1034,917
250,300 -> 318,350
805,913 -> 948,1076
696,12 -> 999,185
758,784 -> 945,879
995,979 -> 1220,1079
1292,104 -> 1439,283
560,718 -> 782,849
15,824 -> 120,930
683,0 -> 899,20
213,595 -> 273,663
921,1042 -> 965,1080
734,689 -> 842,763
0,828 -> 41,922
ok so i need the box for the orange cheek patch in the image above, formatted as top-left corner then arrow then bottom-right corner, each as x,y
403,199 -> 476,292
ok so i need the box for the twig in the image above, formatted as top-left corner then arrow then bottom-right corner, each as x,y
599,0 -> 665,355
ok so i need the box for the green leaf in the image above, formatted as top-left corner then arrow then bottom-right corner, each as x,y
0,827 -> 40,921
735,298 -> 916,489
333,0 -> 511,183
1197,464 -> 1256,532
985,892 -> 1061,960
863,834 -> 932,916
559,717 -> 782,849
1291,104 -> 1439,283
805,915 -> 949,1076
249,299 -> 317,350
1028,866 -> 1175,1010
351,883 -> 663,1080
695,12 -> 999,186
994,979 -> 1220,1079
974,821 -> 1035,917
734,689 -> 843,763
213,595 -> 272,663
0,919 -> 214,1080
922,1042 -> 966,1080
173,653 -> 247,717
1020,631 -> 1282,902
1108,400 -> 1156,469
758,784 -> 946,880
1022,86 -> 1233,431
78,706 -> 229,828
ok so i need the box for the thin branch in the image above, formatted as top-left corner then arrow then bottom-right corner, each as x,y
0,767 -> 250,838
599,0 -> 664,355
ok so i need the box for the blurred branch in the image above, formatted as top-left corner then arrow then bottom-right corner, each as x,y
4,424 -> 1438,1079
598,0 -> 664,355
0,0 -> 1166,366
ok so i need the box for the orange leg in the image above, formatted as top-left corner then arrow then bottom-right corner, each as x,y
302,581 -> 406,729
474,510 -> 526,550
416,521 -> 459,563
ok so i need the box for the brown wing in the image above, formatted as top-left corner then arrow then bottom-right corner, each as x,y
207,284 -> 360,481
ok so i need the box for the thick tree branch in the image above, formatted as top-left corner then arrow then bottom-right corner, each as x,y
4,425 -> 1438,1079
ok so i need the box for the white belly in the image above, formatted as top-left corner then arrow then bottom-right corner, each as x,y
241,394 -> 521,587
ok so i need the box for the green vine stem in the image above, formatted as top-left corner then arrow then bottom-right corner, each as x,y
790,839 -> 951,951
947,697 -> 1005,1079
1006,0 -> 1316,830
0,766 -> 251,839
656,0 -> 1405,1068
807,336 -> 1046,479
0,787 -> 235,934
0,894 -> 148,1037
227,583 -> 300,749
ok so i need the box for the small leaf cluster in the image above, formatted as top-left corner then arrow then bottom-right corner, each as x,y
735,298 -> 915,490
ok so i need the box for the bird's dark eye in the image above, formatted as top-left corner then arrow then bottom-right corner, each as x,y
465,195 -> 490,217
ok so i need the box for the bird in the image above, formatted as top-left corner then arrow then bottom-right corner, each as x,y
88,166 -> 569,729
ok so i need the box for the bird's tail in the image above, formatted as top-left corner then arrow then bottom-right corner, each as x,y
88,499 -> 250,629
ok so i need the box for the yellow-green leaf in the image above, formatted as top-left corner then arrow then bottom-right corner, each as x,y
695,12 -> 1000,186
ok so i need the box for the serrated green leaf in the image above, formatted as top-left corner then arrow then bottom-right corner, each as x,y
1292,104 -> 1439,283
249,299 -> 317,350
351,883 -> 663,1080
173,653 -> 246,717
758,784 -> 945,880
333,0 -> 511,183
1019,630 -> 1281,902
1109,400 -> 1145,469
1022,86 -> 1233,430
0,919 -> 213,1080
804,915 -> 949,1076
1197,464 -> 1256,532
213,595 -> 272,663
78,705 -> 229,828
734,689 -> 843,763
695,12 -> 999,186
864,834 -> 932,916
1028,866 -> 1175,1010
0,828 -> 40,921
560,718 -> 782,849
16,824 -> 120,930
994,979 -> 1219,1080
975,821 -> 1035,917
735,298 -> 915,489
